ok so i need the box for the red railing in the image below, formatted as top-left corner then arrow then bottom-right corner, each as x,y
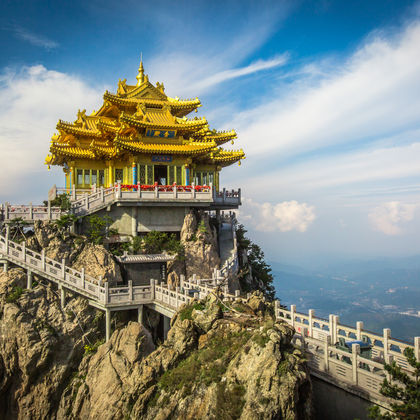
117,183 -> 211,192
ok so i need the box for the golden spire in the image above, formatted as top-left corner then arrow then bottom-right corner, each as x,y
136,54 -> 145,86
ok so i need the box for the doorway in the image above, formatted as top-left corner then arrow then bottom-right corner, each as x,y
154,165 -> 167,185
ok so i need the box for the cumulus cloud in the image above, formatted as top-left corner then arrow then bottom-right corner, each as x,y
239,198 -> 316,232
0,65 -> 103,202
368,201 -> 417,235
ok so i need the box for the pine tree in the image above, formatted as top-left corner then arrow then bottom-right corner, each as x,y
369,347 -> 420,419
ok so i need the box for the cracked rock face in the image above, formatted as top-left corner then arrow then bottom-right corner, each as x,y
0,268 -> 103,420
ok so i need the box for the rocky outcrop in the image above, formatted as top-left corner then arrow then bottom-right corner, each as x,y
28,221 -> 122,285
181,212 -> 220,280
0,268 -> 104,420
60,293 -> 311,419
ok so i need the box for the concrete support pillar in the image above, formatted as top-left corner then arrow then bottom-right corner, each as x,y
138,305 -> 144,325
131,207 -> 138,237
59,285 -> 66,308
27,270 -> 33,289
3,261 -> 9,273
105,309 -> 111,342
163,315 -> 170,340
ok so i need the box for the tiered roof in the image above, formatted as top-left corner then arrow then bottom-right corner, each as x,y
45,60 -> 245,168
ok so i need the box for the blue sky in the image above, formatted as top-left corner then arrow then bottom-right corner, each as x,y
1,0 -> 420,266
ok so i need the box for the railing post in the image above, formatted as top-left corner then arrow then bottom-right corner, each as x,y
150,279 -> 155,300
47,201 -> 51,220
128,280 -> 133,302
274,300 -> 280,319
235,290 -> 240,299
383,328 -> 391,363
154,183 -> 158,199
308,309 -> 314,338
352,343 -> 360,384
62,258 -> 66,279
105,282 -> 109,303
291,304 -> 296,328
5,224 -> 9,254
117,181 -> 122,199
333,315 -> 339,345
329,314 -> 334,344
414,337 -> 420,361
29,202 -> 33,220
176,286 -> 180,308
4,202 -> 8,220
84,193 -> 89,210
93,183 -> 97,193
324,335 -> 331,372
223,188 -> 226,203
356,321 -> 364,340
22,242 -> 26,262
100,186 -> 104,202
81,267 -> 85,289
41,249 -> 45,270
192,182 -> 196,199
173,183 -> 177,199
72,185 -> 76,200
137,181 -> 141,198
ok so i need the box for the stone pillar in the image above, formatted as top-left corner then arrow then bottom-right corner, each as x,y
3,261 -> 8,273
27,270 -> 32,289
138,305 -> 144,325
163,315 -> 170,340
333,315 -> 339,345
105,309 -> 111,342
131,207 -> 138,237
132,162 -> 137,185
324,336 -> 331,372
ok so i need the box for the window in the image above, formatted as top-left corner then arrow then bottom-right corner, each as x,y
146,165 -> 153,184
91,170 -> 97,185
99,170 -> 105,185
168,166 -> 175,184
84,170 -> 90,185
77,169 -> 83,185
139,164 -> 146,184
115,168 -> 123,182
176,166 -> 182,184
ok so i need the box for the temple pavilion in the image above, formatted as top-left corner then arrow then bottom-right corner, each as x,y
45,60 -> 245,191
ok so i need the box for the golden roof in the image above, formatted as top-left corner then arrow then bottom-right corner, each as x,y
46,59 -> 245,168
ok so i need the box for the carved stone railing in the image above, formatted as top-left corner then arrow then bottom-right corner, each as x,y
275,302 -> 420,405
0,203 -> 63,222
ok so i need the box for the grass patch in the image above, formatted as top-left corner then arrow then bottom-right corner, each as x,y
215,382 -> 246,419
6,286 -> 24,303
178,302 -> 206,321
84,338 -> 105,355
157,330 -> 252,398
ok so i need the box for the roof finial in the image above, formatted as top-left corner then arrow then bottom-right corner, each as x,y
136,53 -> 145,86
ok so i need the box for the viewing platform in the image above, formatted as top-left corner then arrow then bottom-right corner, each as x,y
0,183 -> 241,223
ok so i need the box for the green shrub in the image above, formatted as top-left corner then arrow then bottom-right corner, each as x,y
6,286 -> 24,303
87,215 -> 113,245
178,302 -> 206,321
84,338 -> 105,355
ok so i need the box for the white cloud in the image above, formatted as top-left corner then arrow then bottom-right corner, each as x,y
234,21 -> 420,159
11,26 -> 58,50
0,65 -> 103,202
368,201 -> 417,235
239,198 -> 316,232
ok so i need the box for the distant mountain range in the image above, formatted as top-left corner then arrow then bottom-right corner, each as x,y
269,257 -> 420,342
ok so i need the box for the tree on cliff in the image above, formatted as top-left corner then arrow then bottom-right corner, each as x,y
369,347 -> 420,419
236,224 -> 275,300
